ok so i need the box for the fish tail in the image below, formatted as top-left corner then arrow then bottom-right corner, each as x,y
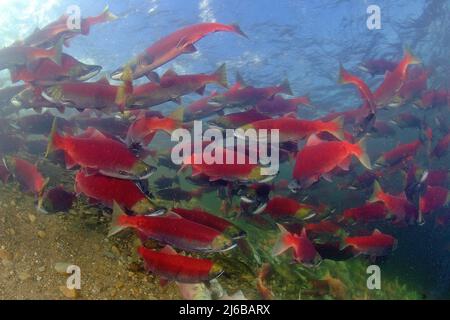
213,63 -> 228,88
108,201 -> 129,237
116,66 -> 133,112
168,106 -> 185,122
36,177 -> 50,214
99,5 -> 118,22
404,48 -> 421,66
45,118 -> 64,158
230,24 -> 248,39
86,5 -> 118,27
355,137 -> 372,170
279,79 -> 293,96
271,223 -> 292,257
291,95 -> 312,107
48,37 -> 64,66
338,63 -> 352,84
327,116 -> 345,140
369,180 -> 383,203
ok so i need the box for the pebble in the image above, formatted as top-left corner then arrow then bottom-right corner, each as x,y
37,231 -> 46,239
59,286 -> 80,299
28,214 -> 37,223
0,249 -> 12,261
54,262 -> 72,274
38,266 -> 46,272
18,272 -> 31,281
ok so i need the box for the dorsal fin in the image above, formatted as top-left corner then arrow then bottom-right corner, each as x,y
372,229 -> 382,235
306,135 -> 325,147
96,76 -> 110,85
162,69 -> 178,79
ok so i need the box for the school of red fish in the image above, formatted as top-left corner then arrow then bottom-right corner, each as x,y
0,7 -> 449,299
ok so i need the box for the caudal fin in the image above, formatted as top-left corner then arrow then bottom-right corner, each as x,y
45,118 -> 63,158
116,66 -> 133,112
49,38 -> 64,66
230,24 -> 249,39
36,177 -> 50,214
108,201 -> 128,237
327,116 -> 345,141
279,79 -> 293,96
272,223 -> 292,257
404,48 -> 421,66
214,63 -> 228,88
356,137 -> 372,170
369,180 -> 383,203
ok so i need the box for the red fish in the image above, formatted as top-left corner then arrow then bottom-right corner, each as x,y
304,220 -> 342,235
185,91 -> 222,120
263,196 -> 325,220
369,181 -> 418,224
419,186 -> 449,216
159,64 -> 228,93
0,40 -> 63,72
125,108 -> 184,146
74,170 -> 157,214
138,245 -> 223,283
239,116 -> 344,143
171,207 -> 246,240
432,133 -> 450,158
344,229 -> 397,257
112,23 -> 247,80
23,6 -> 117,48
393,68 -> 429,106
272,224 -> 321,267
374,50 -> 421,108
3,156 -> 49,209
210,80 -> 293,107
10,53 -> 101,85
376,140 -> 422,167
358,59 -> 397,77
342,202 -> 389,224
109,202 -> 235,253
47,123 -> 154,180
42,69 -> 133,112
182,148 -> 272,183
339,64 -> 375,112
292,135 -> 371,188
255,95 -> 311,116
211,108 -> 270,129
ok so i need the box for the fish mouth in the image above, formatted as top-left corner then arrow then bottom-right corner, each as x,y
78,65 -> 102,81
110,68 -> 124,81
41,91 -> 60,104
240,196 -> 255,204
10,97 -> 22,107
252,202 -> 267,215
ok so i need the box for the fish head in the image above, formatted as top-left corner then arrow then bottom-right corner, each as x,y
130,198 -> 154,215
211,234 -> 236,253
208,263 -> 224,281
131,161 -> 157,180
42,85 -> 64,104
70,63 -> 102,82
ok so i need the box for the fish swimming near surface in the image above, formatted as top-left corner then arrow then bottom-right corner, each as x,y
111,22 -> 247,80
